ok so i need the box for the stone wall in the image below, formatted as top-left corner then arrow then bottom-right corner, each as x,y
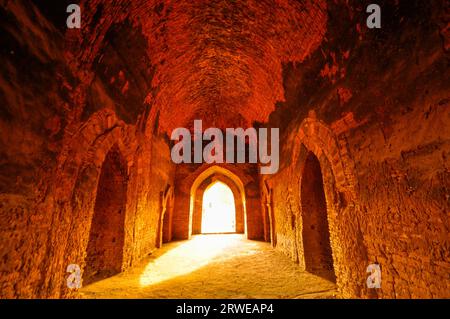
0,1 -> 176,298
263,0 -> 449,298
0,0 -> 448,300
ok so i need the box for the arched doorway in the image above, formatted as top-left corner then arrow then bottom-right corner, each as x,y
84,146 -> 127,284
300,151 -> 336,282
189,166 -> 247,238
201,181 -> 236,234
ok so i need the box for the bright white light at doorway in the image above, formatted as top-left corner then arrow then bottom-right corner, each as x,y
201,182 -> 236,234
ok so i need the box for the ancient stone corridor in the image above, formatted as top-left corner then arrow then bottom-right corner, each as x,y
0,0 -> 449,300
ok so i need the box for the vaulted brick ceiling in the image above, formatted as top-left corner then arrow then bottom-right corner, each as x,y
70,0 -> 327,132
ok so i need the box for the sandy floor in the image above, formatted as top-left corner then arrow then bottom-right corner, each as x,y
80,234 -> 337,299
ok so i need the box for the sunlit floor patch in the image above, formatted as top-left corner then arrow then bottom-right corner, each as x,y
139,234 -> 242,286
80,235 -> 337,299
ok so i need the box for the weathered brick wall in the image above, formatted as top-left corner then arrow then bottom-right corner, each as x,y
131,136 -> 176,262
0,0 -> 448,300
349,102 -> 449,298
263,118 -> 367,297
0,1 -> 176,298
264,0 -> 449,298
0,1 -> 77,298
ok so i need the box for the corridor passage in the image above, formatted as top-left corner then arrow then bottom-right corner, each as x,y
1,0 -> 449,300
80,235 -> 337,299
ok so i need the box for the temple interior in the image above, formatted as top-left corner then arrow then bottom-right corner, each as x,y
0,0 -> 449,299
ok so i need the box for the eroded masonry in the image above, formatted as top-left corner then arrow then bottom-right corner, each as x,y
0,0 -> 449,298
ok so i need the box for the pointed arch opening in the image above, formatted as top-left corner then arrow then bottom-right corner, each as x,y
201,181 -> 236,234
84,145 -> 128,284
189,166 -> 247,238
300,151 -> 336,282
